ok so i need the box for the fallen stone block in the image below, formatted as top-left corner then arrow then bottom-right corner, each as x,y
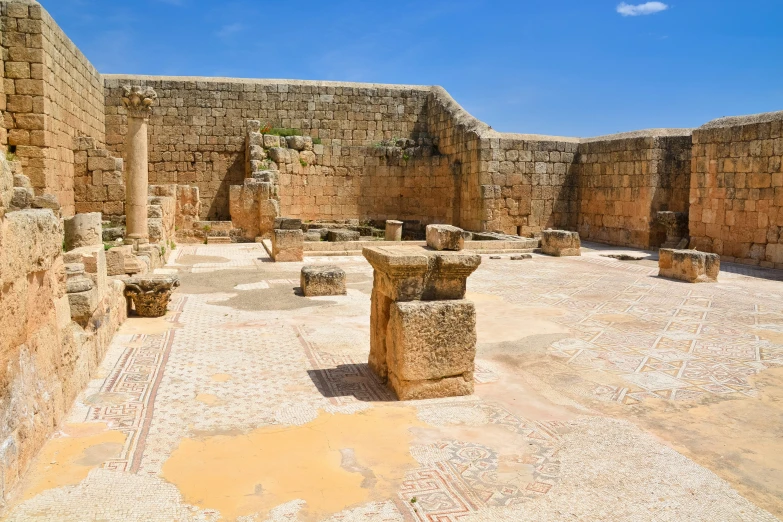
426,224 -> 464,251
387,300 -> 476,400
385,220 -> 403,241
300,265 -> 347,296
272,229 -> 304,262
511,254 -> 532,260
327,229 -> 360,242
124,276 -> 180,317
64,212 -> 103,250
658,248 -> 719,283
541,229 -> 581,256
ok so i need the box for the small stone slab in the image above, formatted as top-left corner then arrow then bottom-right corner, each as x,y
124,276 -> 181,317
658,248 -> 719,283
426,224 -> 464,251
511,254 -> 532,260
541,229 -> 581,257
300,265 -> 346,296
327,229 -> 360,242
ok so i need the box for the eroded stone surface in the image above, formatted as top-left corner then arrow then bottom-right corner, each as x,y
300,265 -> 347,296
541,229 -> 581,256
385,220 -> 403,241
272,229 -> 304,262
426,224 -> 464,251
659,248 -> 720,283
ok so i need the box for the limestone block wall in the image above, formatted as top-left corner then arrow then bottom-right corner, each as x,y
574,130 -> 692,248
690,112 -> 783,267
1,0 -> 105,216
103,76 -> 432,219
73,136 -> 124,217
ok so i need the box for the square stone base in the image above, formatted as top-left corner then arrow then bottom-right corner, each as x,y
659,248 -> 719,283
389,372 -> 474,401
541,229 -> 581,256
426,224 -> 464,251
272,229 -> 303,262
300,265 -> 346,296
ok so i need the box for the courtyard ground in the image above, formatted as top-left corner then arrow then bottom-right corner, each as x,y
2,242 -> 782,521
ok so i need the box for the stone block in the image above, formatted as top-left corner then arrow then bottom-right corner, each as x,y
541,229 -> 581,256
386,300 -> 476,400
272,229 -> 303,262
658,248 -> 719,283
1,209 -> 62,286
426,224 -> 464,251
263,135 -> 281,148
300,265 -> 347,296
385,220 -> 403,241
64,212 -> 102,250
286,135 -> 306,151
124,276 -> 180,317
269,147 -> 288,163
274,217 -> 302,230
105,248 -> 126,276
327,229 -> 360,242
68,288 -> 98,327
304,231 -> 322,242
10,187 -> 33,209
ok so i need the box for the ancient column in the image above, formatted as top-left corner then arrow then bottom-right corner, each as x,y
122,85 -> 157,245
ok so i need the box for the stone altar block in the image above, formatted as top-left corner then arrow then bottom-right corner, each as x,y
300,265 -> 346,296
363,245 -> 481,400
272,229 -> 304,262
541,229 -> 581,256
659,248 -> 719,283
385,220 -> 403,241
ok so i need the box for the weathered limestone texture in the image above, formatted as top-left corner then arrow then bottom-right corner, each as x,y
229,179 -> 279,241
148,185 -> 176,246
174,185 -> 201,242
73,137 -> 125,218
274,217 -> 302,230
541,229 -> 581,256
327,229 -> 360,242
387,300 -> 476,400
300,265 -> 347,296
363,245 -> 480,400
690,111 -> 783,267
0,164 -> 127,500
426,224 -> 464,251
658,248 -> 720,283
122,85 -> 157,245
657,211 -> 689,248
124,276 -> 180,317
272,229 -> 304,262
385,220 -> 403,241
63,212 -> 102,250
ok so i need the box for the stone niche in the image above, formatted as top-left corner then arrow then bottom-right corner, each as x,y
363,246 -> 481,400
658,248 -> 719,283
541,229 -> 581,256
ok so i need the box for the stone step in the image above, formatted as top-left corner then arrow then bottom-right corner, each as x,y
206,236 -> 231,244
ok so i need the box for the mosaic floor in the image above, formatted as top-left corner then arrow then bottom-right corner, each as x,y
2,243 -> 781,521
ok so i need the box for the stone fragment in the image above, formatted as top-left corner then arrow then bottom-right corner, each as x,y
300,265 -> 347,296
124,275 -> 180,317
426,224 -> 464,251
511,254 -> 532,260
12,173 -> 31,189
274,217 -> 302,230
286,135 -> 306,151
489,256 -> 501,259
64,212 -> 103,250
302,137 -> 314,151
63,245 -> 107,303
31,194 -> 60,213
272,229 -> 303,262
268,147 -> 288,163
10,187 -> 33,209
103,226 -> 124,242
541,229 -> 581,256
299,150 -> 316,166
658,248 -> 719,283
385,220 -> 403,241
105,248 -> 126,276
304,231 -> 322,242
263,135 -> 281,148
326,229 -> 360,242
67,288 -> 98,327
387,300 -> 476,400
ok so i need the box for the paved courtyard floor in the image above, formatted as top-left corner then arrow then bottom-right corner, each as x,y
2,242 -> 782,521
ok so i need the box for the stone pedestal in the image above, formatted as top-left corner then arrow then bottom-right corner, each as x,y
541,229 -> 581,256
426,224 -> 464,251
385,220 -> 403,241
124,276 -> 180,317
300,265 -> 346,296
272,229 -> 304,262
363,246 -> 481,400
122,86 -> 157,246
64,212 -> 102,250
659,248 -> 719,283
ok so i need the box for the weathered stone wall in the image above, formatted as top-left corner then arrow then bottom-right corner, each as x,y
1,0 -> 105,216
103,76 -> 432,220
574,130 -> 692,248
690,112 -> 783,267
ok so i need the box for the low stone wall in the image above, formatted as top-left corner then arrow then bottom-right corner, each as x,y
690,111 -> 783,267
0,159 -> 126,500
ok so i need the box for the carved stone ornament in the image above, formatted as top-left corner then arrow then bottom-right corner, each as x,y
122,85 -> 158,118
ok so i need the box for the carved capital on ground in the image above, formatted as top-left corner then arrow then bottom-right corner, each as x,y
122,85 -> 157,118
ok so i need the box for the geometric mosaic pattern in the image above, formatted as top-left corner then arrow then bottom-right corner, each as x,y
470,253 -> 783,404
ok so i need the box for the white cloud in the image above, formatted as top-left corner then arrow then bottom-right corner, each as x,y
616,2 -> 669,16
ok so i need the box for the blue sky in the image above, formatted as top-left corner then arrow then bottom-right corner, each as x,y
41,0 -> 783,137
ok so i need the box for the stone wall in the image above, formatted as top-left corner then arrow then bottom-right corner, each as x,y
103,76 -> 433,220
574,130 -> 692,248
1,0 -> 105,216
690,111 -> 783,267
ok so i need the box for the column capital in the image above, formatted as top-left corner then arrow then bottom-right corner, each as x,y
122,85 -> 157,119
